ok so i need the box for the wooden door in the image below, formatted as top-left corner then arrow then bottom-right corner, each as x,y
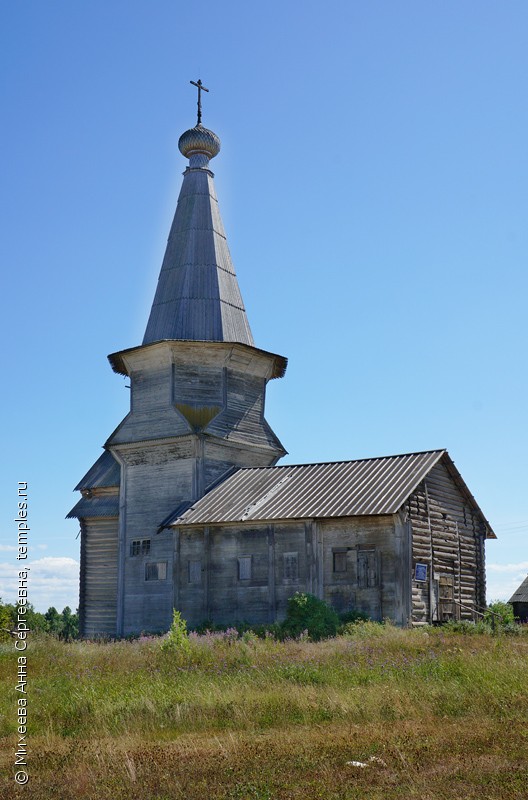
437,574 -> 456,621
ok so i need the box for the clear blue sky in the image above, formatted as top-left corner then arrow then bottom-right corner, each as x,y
1,1 -> 527,611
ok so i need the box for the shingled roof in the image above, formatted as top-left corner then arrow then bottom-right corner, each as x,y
74,450 -> 120,491
142,124 -> 254,346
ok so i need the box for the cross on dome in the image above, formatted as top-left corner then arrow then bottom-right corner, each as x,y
190,78 -> 209,125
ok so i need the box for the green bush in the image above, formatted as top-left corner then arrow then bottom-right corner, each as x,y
339,609 -> 370,624
281,592 -> 339,641
161,609 -> 191,653
443,603 -> 521,636
443,619 -> 483,635
485,601 -> 515,627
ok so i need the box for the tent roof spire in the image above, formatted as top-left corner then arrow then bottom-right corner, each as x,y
142,83 -> 254,346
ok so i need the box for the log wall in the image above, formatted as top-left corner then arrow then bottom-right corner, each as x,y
408,461 -> 487,624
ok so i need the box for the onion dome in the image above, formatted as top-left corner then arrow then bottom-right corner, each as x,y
178,124 -> 221,168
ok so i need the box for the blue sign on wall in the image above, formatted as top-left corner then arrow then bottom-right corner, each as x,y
415,563 -> 428,582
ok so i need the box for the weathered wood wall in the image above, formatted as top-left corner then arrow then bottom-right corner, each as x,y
80,516 -> 119,637
174,515 -> 410,627
103,341 -> 285,636
116,442 -> 194,636
408,461 -> 487,624
320,516 -> 410,625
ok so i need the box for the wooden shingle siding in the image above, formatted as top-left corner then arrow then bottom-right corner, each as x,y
141,164 -> 256,347
80,517 -> 118,637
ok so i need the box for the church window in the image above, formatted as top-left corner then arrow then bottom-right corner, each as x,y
188,560 -> 202,584
130,539 -> 150,556
238,556 -> 252,581
333,550 -> 347,573
283,552 -> 299,582
357,549 -> 378,588
145,561 -> 167,581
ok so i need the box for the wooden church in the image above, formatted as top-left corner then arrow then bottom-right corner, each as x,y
68,87 -> 496,637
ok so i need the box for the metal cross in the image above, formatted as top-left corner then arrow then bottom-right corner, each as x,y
190,78 -> 209,125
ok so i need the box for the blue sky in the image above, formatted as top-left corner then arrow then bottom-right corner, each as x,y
1,1 -> 527,611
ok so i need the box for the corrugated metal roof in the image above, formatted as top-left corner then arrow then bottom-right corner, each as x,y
171,450 -> 447,526
142,166 -> 254,346
74,451 -> 121,491
509,574 -> 528,604
67,495 -> 120,519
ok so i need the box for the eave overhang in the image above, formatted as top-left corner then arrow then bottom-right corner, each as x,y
108,339 -> 287,380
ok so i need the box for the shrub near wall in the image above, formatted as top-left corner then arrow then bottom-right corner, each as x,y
282,593 -> 340,641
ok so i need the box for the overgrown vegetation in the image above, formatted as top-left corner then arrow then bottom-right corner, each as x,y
281,592 -> 340,640
161,609 -> 191,653
1,617 -> 527,799
0,598 -> 79,642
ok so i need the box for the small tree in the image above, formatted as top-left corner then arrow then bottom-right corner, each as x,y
162,610 -> 191,653
0,598 -> 15,642
282,592 -> 340,641
24,604 -> 48,633
60,607 -> 79,641
0,600 -> 47,639
45,606 -> 63,637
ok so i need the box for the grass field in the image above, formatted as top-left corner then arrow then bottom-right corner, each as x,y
1,623 -> 527,799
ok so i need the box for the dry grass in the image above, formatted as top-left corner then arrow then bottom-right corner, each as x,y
1,624 -> 527,798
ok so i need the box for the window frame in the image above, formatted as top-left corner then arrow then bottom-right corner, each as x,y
145,561 -> 168,582
283,551 -> 299,582
130,538 -> 151,557
188,560 -> 202,585
333,549 -> 348,574
238,555 -> 252,581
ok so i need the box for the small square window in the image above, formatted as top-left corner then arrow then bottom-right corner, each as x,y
238,556 -> 252,581
130,539 -> 150,557
188,560 -> 202,584
145,562 -> 167,581
333,551 -> 347,573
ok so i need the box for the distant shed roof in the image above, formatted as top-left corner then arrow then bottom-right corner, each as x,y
172,449 -> 474,527
509,575 -> 528,604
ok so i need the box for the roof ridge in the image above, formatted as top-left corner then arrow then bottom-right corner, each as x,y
233,449 -> 447,472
